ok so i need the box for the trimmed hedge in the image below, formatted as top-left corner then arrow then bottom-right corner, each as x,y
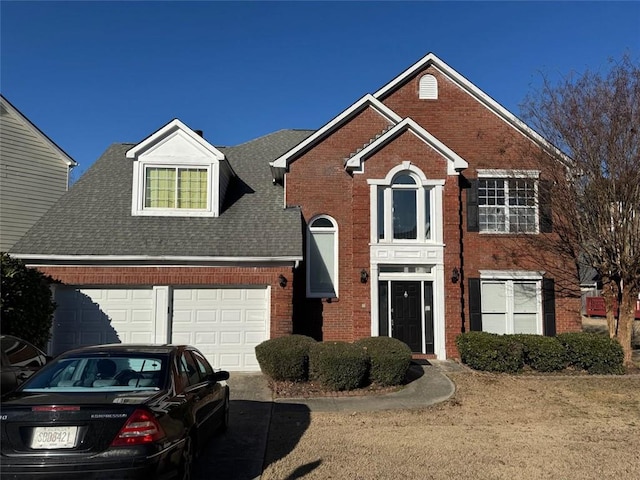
512,334 -> 567,372
557,332 -> 624,375
309,341 -> 369,391
255,335 -> 317,381
355,337 -> 412,386
457,331 -> 625,375
456,332 -> 524,373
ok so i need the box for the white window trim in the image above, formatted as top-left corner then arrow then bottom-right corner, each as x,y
306,215 -> 339,298
479,270 -> 543,335
368,162 -> 444,244
476,170 -> 540,234
132,159 -> 218,217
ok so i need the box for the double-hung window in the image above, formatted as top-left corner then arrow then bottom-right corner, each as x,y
481,276 -> 542,335
477,170 -> 539,233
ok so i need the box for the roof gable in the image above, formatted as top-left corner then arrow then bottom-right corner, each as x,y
373,53 -> 560,155
345,118 -> 468,175
0,94 -> 76,167
270,94 -> 402,170
126,119 -> 225,161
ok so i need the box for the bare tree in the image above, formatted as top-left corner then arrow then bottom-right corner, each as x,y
521,55 -> 640,366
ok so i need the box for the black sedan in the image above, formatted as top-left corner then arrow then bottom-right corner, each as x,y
0,344 -> 230,479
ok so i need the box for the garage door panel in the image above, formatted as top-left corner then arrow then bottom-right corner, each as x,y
220,310 -> 242,323
246,310 -> 267,323
171,287 -> 269,371
53,287 -> 155,355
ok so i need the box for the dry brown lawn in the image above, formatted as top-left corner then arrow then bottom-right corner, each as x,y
262,372 -> 640,479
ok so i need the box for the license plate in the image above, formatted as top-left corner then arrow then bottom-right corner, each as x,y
31,426 -> 78,449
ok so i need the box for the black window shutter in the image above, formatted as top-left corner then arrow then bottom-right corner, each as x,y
539,180 -> 553,233
467,179 -> 479,232
468,278 -> 482,331
543,278 -> 556,336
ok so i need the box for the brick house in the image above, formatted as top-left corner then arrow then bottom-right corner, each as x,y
10,53 -> 581,370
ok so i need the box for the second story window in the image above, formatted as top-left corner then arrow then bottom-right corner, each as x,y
145,167 -> 208,210
127,119 -> 232,218
468,170 -> 551,234
478,178 -> 536,233
377,172 -> 432,242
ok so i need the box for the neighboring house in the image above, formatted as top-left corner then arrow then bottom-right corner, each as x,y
10,53 -> 582,371
0,95 -> 77,251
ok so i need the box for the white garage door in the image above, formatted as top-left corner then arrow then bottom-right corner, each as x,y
52,288 -> 155,356
170,287 -> 269,372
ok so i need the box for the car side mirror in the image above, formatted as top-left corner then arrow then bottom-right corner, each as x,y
210,370 -> 229,383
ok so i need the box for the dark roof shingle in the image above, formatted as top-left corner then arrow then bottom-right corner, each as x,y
10,129 -> 314,260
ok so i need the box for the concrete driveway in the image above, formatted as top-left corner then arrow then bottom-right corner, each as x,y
193,361 -> 459,479
193,372 -> 274,480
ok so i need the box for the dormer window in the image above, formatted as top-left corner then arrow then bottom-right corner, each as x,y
145,167 -> 208,210
127,119 -> 233,218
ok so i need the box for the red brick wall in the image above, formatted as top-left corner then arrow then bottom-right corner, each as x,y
381,65 -> 581,352
37,266 -> 295,338
285,63 -> 581,357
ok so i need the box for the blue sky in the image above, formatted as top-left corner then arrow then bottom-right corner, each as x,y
2,1 -> 638,181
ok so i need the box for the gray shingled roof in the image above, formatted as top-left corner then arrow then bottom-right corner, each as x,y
10,129 -> 314,259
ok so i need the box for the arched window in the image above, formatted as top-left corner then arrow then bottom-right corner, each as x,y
375,167 -> 433,242
419,74 -> 438,100
307,216 -> 338,297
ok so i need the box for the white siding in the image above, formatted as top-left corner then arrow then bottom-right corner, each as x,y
0,100 -> 73,251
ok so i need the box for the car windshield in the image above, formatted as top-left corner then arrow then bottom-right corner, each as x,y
21,355 -> 166,393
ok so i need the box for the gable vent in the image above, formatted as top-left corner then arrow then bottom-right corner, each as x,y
419,74 -> 438,100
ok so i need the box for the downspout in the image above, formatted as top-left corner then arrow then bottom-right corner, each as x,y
457,173 -> 469,333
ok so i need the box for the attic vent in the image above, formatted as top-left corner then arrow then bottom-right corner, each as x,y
419,74 -> 438,100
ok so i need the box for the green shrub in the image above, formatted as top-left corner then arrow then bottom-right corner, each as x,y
309,341 -> 369,391
456,331 -> 524,373
1,253 -> 57,349
355,337 -> 412,386
512,334 -> 567,372
255,335 -> 317,381
557,332 -> 624,374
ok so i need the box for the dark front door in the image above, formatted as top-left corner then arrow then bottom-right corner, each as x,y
391,281 -> 421,352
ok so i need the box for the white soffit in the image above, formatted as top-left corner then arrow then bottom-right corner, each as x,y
270,94 -> 402,169
345,118 -> 468,175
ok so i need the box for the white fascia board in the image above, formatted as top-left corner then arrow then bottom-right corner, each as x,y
345,118 -> 468,174
126,119 -> 225,160
373,53 -> 567,161
14,254 -> 302,265
0,95 -> 77,167
270,94 -> 402,169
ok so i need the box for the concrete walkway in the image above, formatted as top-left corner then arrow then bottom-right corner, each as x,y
195,360 -> 461,480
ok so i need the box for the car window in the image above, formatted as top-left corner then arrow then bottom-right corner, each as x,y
21,355 -> 166,392
177,351 -> 202,387
1,337 -> 46,368
191,350 -> 213,378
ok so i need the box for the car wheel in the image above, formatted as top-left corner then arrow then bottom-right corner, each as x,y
178,433 -> 194,480
220,391 -> 230,432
